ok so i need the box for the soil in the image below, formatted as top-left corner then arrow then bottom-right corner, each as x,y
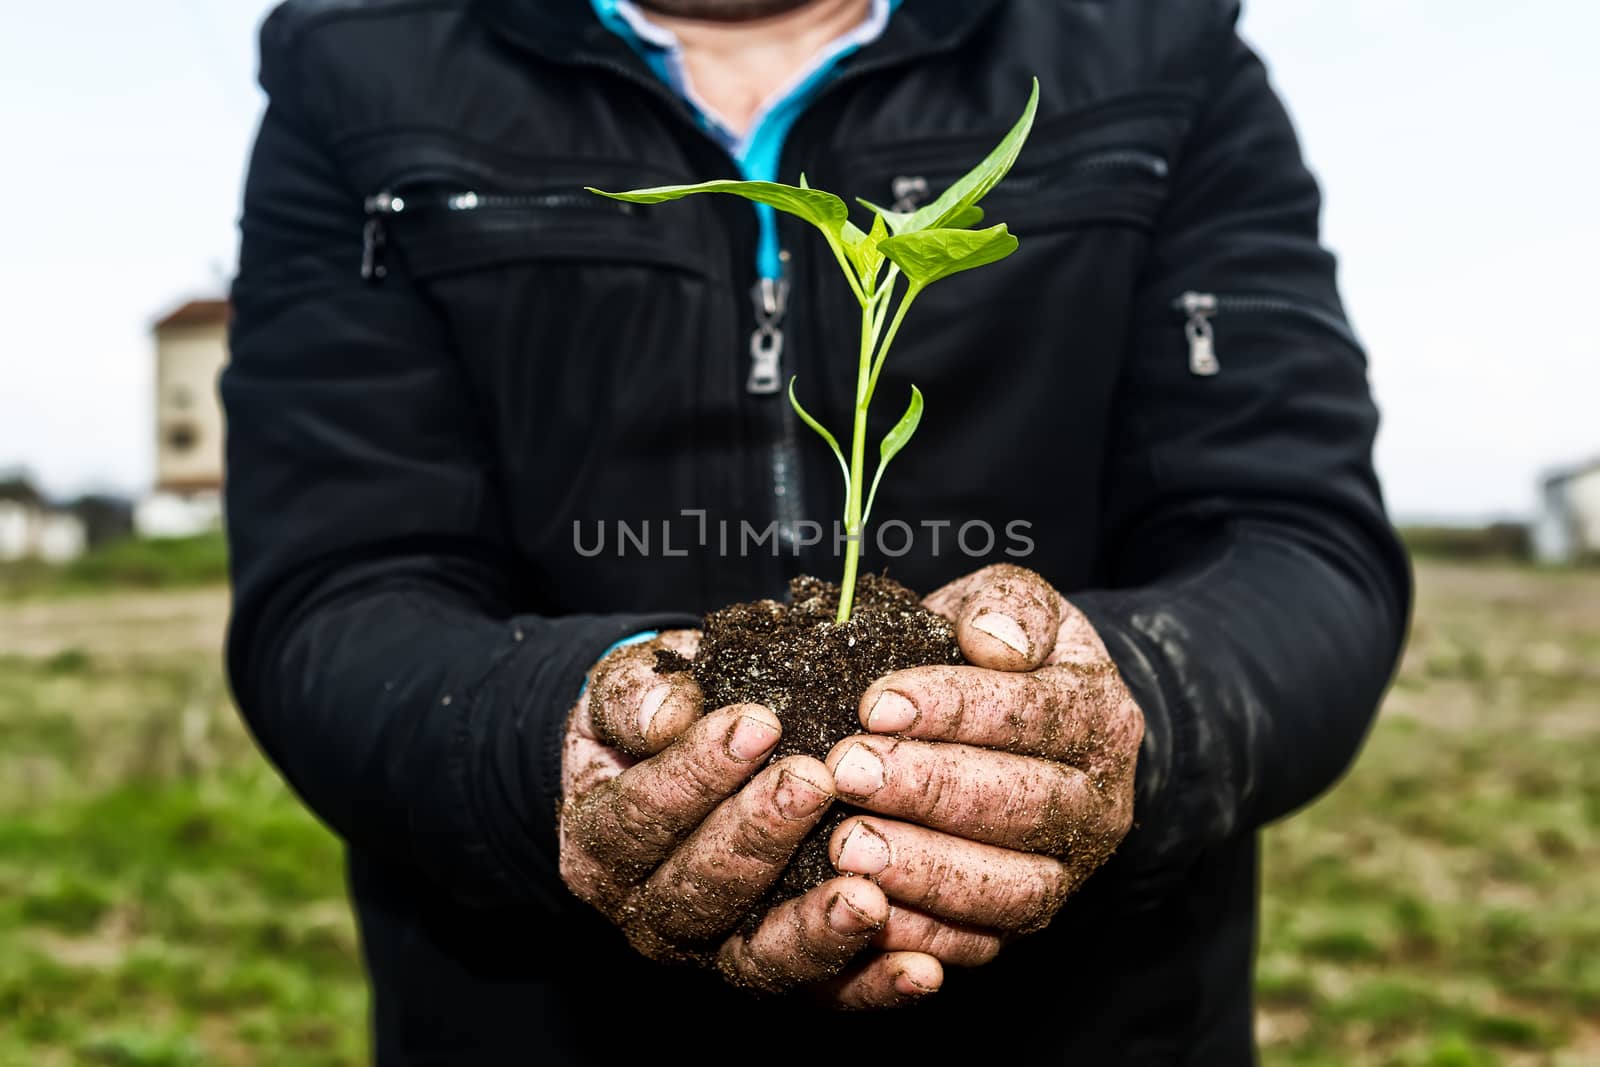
654,572 -> 963,923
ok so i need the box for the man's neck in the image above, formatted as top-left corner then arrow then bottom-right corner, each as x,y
634,0 -> 873,136
633,0 -> 814,19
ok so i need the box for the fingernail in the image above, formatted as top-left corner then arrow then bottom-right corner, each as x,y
826,892 -> 880,935
727,715 -> 780,761
972,611 -> 1030,656
637,684 -> 672,739
774,769 -> 831,819
833,744 -> 885,797
836,822 -> 891,876
865,691 -> 919,733
894,970 -> 938,997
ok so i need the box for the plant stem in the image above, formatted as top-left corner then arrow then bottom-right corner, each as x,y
837,295 -> 882,623
826,238 -> 868,307
866,283 -> 919,403
869,265 -> 899,340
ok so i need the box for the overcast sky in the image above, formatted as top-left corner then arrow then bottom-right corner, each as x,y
2,1 -> 1594,521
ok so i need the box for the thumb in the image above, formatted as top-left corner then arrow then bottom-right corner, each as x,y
923,564 -> 1061,672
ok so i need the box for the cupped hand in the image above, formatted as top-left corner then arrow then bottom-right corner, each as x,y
825,565 -> 1144,962
559,631 -> 942,1009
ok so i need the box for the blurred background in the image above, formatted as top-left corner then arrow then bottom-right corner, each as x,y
1,2 -> 1596,1064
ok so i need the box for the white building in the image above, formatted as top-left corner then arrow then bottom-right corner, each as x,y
135,298 -> 230,538
1533,458 -> 1600,564
0,476 -> 87,563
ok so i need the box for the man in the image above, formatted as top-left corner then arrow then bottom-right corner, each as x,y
223,0 -> 1410,1062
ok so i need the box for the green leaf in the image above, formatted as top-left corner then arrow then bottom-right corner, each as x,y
879,383 -> 924,465
903,78 -> 1039,233
589,177 -> 867,302
856,197 -> 917,235
861,198 -> 986,236
588,178 -> 848,233
843,211 -> 890,291
787,378 -> 851,495
943,204 -> 986,229
869,210 -> 888,239
862,385 -> 924,530
878,224 -> 1019,287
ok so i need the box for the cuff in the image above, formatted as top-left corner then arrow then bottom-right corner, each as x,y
445,612 -> 696,911
1068,590 -> 1204,908
577,630 -> 661,696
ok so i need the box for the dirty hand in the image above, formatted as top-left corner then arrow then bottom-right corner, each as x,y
823,564 -> 1144,961
559,631 -> 942,1008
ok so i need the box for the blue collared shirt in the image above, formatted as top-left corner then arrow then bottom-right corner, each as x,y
589,0 -> 898,280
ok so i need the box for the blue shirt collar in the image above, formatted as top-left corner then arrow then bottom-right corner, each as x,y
592,0 -> 895,160
590,0 -> 899,280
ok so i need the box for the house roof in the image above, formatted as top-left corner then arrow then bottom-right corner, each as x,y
0,475 -> 45,507
153,298 -> 230,331
1544,456 -> 1600,488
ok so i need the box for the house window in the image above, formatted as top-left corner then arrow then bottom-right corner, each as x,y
166,422 -> 199,453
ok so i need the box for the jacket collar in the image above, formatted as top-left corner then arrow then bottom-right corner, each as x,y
472,0 -> 1003,78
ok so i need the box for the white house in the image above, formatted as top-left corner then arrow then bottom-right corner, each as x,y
135,298 -> 230,538
0,476 -> 88,563
1533,458 -> 1600,564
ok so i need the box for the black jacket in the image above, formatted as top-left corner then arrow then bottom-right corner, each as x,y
223,1 -> 1410,1062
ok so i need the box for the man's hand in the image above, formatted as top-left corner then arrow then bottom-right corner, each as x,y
559,632 -> 943,1008
824,565 -> 1144,960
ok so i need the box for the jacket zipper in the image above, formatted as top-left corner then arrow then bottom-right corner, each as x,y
999,148 -> 1170,191
888,149 -> 1168,211
485,18 -> 1184,577
578,45 -> 1030,571
567,60 -> 781,402
1178,291 -> 1220,375
360,187 -> 639,282
362,47 -> 804,558
747,271 -> 789,395
1175,291 -> 1361,376
750,257 -> 806,553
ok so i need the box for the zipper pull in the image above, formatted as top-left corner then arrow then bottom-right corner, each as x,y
361,191 -> 405,283
891,175 -> 930,213
747,275 -> 790,395
1180,290 -> 1219,376
360,218 -> 387,282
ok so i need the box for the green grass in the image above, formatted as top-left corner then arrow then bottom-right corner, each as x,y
1257,564 -> 1600,1065
1398,523 -> 1532,564
0,562 -> 1596,1064
0,634 -> 364,1067
0,533 -> 229,600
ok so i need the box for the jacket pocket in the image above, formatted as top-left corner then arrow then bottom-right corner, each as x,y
360,167 -> 714,282
863,146 -> 1169,234
1112,288 -> 1371,512
835,89 -> 1192,235
1170,290 -> 1363,377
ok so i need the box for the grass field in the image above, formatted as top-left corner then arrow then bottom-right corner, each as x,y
0,562 -> 1595,1065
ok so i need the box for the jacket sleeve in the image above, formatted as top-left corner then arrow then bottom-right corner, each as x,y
222,11 -> 690,913
1069,15 -> 1412,902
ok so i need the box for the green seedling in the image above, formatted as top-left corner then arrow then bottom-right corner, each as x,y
590,79 -> 1038,621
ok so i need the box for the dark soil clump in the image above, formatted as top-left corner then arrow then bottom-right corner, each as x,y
654,573 -> 963,917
